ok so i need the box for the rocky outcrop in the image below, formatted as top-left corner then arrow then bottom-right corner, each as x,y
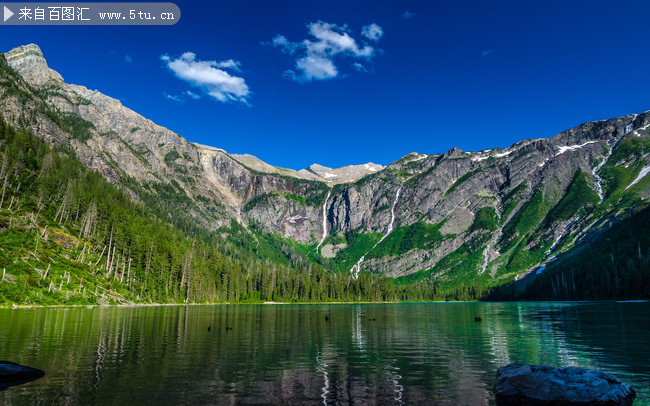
493,363 -> 636,406
0,361 -> 45,391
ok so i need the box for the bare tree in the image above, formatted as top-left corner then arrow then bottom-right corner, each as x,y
54,182 -> 73,224
79,199 -> 98,239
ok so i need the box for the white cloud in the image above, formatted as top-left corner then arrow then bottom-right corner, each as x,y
271,21 -> 382,82
402,11 -> 416,20
297,55 -> 337,80
161,52 -> 250,104
361,23 -> 383,41
124,54 -> 133,64
482,49 -> 495,57
214,59 -> 241,71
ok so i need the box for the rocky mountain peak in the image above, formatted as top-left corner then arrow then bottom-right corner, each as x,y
300,161 -> 384,184
307,163 -> 331,172
6,43 -> 44,58
442,147 -> 466,159
5,44 -> 63,86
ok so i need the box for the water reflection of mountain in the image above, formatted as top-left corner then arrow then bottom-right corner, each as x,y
0,303 -> 648,405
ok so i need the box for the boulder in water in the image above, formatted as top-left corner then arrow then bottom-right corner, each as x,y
0,361 -> 45,391
493,363 -> 635,406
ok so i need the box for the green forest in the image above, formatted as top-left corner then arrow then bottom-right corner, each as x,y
0,115 -> 486,306
488,204 -> 650,301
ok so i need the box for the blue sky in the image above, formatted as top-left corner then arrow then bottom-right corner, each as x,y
2,0 -> 650,169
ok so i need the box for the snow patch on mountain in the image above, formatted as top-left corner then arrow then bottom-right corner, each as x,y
555,141 -> 597,156
625,165 -> 650,190
471,149 -> 513,162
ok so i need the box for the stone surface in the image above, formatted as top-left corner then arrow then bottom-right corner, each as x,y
0,361 -> 45,391
493,363 -> 636,406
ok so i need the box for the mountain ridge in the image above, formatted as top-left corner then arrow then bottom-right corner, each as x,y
2,43 -> 649,293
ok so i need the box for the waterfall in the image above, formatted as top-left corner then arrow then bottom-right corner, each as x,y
375,185 -> 402,246
316,191 -> 331,253
480,205 -> 502,275
350,255 -> 366,279
592,145 -> 614,202
592,115 -> 638,202
350,185 -> 403,279
546,219 -> 578,259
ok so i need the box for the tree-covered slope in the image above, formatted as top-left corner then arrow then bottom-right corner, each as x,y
0,115 -> 466,305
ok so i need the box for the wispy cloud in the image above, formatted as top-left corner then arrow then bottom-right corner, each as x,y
361,23 -> 383,41
353,62 -> 368,72
270,21 -> 382,82
185,90 -> 201,99
161,52 -> 250,104
402,11 -> 416,20
124,54 -> 133,64
482,49 -> 495,57
163,90 -> 202,103
271,35 -> 301,55
164,92 -> 182,102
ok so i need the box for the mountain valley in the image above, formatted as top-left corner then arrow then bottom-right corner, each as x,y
1,43 -> 649,304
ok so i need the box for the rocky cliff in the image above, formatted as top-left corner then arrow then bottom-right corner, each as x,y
2,43 -> 649,289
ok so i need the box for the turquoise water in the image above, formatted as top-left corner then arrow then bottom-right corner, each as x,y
0,302 -> 648,405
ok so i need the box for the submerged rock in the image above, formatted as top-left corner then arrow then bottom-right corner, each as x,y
493,363 -> 635,406
0,361 -> 45,391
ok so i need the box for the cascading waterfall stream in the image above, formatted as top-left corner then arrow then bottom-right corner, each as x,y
480,205 -> 502,274
546,218 -> 578,260
592,115 -> 638,202
350,185 -> 403,279
316,191 -> 331,254
376,185 -> 402,245
522,216 -> 581,281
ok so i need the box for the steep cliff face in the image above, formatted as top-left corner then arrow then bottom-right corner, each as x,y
2,44 -> 329,239
320,113 -> 649,286
2,44 -> 649,289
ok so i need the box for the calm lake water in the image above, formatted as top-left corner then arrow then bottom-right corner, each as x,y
0,302 -> 648,405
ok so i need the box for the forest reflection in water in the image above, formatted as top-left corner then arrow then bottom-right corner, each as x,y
0,302 -> 648,405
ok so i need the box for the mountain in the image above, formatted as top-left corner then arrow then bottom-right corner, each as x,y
2,43 -> 649,299
219,152 -> 384,185
0,50 -> 443,305
297,162 -> 384,184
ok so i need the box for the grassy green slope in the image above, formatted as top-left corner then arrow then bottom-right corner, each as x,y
0,116 -> 457,305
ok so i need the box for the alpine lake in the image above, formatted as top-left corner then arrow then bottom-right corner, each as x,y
0,302 -> 648,405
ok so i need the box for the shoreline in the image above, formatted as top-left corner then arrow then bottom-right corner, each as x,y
0,299 -> 647,309
0,300 -> 442,309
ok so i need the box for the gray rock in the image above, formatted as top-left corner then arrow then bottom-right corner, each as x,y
0,361 -> 45,391
493,363 -> 636,406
